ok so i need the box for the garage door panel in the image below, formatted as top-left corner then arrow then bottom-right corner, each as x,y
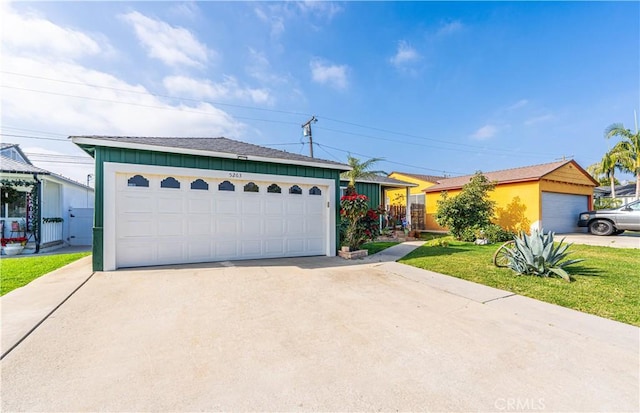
187,239 -> 212,259
307,219 -> 324,235
241,197 -> 262,214
119,219 -> 154,238
117,242 -> 156,268
215,240 -> 239,259
241,240 -> 262,256
158,197 -> 183,213
287,199 -> 304,214
287,239 -> 305,253
307,238 -> 324,253
116,172 -> 329,268
158,242 -> 184,262
217,220 -> 239,236
542,192 -> 588,233
265,199 -> 284,215
188,198 -> 211,214
286,219 -> 304,235
241,217 -> 262,235
216,199 -> 238,214
157,217 -> 183,236
188,219 -> 211,236
265,239 -> 284,254
265,219 -> 284,236
119,194 -> 154,213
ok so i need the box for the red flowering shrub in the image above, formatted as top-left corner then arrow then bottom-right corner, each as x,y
1,237 -> 27,247
339,195 -> 381,250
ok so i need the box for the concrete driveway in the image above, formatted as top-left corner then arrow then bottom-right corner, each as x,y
558,232 -> 640,249
1,249 -> 638,412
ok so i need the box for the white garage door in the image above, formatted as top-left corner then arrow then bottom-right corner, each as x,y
541,192 -> 589,233
114,171 -> 330,268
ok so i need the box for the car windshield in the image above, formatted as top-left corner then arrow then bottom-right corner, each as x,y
624,201 -> 640,211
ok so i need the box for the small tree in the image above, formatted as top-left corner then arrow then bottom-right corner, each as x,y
342,156 -> 385,195
435,172 -> 496,240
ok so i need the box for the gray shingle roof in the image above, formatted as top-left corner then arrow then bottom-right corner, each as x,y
390,172 -> 446,183
72,136 -> 350,169
340,173 -> 417,187
0,155 -> 50,174
424,160 -> 596,193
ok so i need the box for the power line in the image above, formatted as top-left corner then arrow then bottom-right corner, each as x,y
1,133 -> 68,142
1,70 -> 312,119
2,85 -> 301,127
2,71 -> 564,159
314,142 -> 467,176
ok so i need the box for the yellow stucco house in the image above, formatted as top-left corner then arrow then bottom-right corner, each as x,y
384,172 -> 445,230
423,160 -> 598,234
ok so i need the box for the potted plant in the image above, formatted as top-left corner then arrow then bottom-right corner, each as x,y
1,237 -> 27,256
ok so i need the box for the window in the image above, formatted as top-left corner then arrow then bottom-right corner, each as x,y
244,182 -> 259,192
340,187 -> 348,197
218,180 -> 235,191
267,184 -> 281,194
409,194 -> 424,205
289,185 -> 302,195
309,186 -> 322,195
190,179 -> 209,190
1,187 -> 27,218
161,177 -> 180,189
127,175 -> 149,187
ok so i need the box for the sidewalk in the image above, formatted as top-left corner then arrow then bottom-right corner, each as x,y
1,256 -> 94,358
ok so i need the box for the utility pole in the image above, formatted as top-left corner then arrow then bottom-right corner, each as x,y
302,116 -> 317,158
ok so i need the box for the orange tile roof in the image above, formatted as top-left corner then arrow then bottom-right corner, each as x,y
424,160 -> 595,193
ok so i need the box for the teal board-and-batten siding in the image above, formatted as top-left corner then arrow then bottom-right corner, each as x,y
339,181 -> 381,209
88,146 -> 344,271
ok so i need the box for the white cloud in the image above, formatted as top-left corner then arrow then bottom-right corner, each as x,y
437,20 -> 464,36
471,124 -> 498,140
169,2 -> 201,20
1,5 -> 246,184
390,41 -> 420,68
508,99 -> 529,110
310,59 -> 348,90
296,1 -> 343,20
254,6 -> 285,39
163,75 -> 271,104
2,4 -> 103,59
120,11 -> 212,68
524,114 -> 553,126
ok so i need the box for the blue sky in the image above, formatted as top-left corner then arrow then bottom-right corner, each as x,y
2,1 -> 638,185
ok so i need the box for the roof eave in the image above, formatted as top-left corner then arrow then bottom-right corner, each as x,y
71,137 -> 351,171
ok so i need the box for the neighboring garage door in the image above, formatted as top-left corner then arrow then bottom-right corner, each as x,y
541,192 -> 589,233
115,172 -> 329,268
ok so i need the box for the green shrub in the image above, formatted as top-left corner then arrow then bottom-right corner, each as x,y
482,224 -> 516,243
435,172 -> 496,240
505,229 -> 583,282
460,226 -> 478,242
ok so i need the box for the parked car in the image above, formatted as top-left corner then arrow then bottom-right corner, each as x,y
578,199 -> 640,235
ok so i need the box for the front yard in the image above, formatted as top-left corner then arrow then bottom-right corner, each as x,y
0,252 -> 91,296
398,237 -> 640,326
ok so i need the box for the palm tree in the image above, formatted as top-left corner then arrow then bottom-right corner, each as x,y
605,123 -> 640,200
342,155 -> 385,195
587,151 -> 619,198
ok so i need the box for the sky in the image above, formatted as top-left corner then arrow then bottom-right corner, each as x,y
1,1 -> 639,186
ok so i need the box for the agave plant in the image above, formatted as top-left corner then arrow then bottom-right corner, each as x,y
504,229 -> 583,282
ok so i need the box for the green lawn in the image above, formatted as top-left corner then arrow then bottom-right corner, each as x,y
362,241 -> 400,255
0,252 -> 91,296
398,237 -> 640,326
